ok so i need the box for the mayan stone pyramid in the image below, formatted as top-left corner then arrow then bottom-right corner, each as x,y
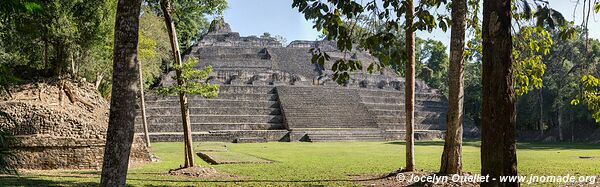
135,19 -> 473,142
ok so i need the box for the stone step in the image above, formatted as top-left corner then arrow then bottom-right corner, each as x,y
367,109 -> 445,116
382,130 -> 446,140
357,89 -> 445,99
218,86 -> 276,94
140,130 -> 289,142
307,135 -> 385,141
363,103 -> 447,111
138,115 -> 283,124
145,99 -> 279,108
302,130 -> 384,135
146,93 -> 277,101
360,95 -> 445,103
285,116 -> 375,121
135,122 -> 285,132
374,115 -> 445,124
144,132 -> 232,142
234,137 -> 267,143
289,122 -> 377,129
303,129 -> 386,142
142,107 -> 281,116
281,107 -> 371,114
292,128 -> 381,131
377,123 -> 446,130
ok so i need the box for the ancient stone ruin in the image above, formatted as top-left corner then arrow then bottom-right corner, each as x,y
0,81 -> 151,170
137,20 -> 473,142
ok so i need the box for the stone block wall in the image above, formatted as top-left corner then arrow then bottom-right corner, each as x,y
7,135 -> 150,170
1,96 -> 152,170
276,86 -> 378,129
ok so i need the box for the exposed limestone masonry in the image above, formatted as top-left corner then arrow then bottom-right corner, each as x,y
276,86 -> 378,129
0,82 -> 151,170
138,19 -> 476,142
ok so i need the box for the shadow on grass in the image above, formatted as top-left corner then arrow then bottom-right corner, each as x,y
516,142 -> 600,150
386,140 -> 600,150
0,176 -> 102,187
124,175 -> 390,184
386,140 -> 481,147
69,170 -> 101,175
1,174 -> 390,186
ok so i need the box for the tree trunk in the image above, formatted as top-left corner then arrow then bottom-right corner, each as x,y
558,107 -> 563,141
570,112 -> 574,142
54,43 -> 64,77
100,0 -> 143,186
404,0 -> 416,172
440,0 -> 467,175
481,0 -> 518,186
44,39 -> 49,74
95,72 -> 104,90
539,88 -> 544,136
71,52 -> 76,77
160,0 -> 195,168
138,61 -> 151,147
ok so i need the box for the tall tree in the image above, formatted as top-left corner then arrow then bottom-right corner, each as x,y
0,0 -> 115,78
404,0 -> 416,172
440,0 -> 467,175
100,0 -> 143,186
159,0 -> 195,167
481,0 -> 517,186
138,61 -> 150,147
146,0 -> 227,51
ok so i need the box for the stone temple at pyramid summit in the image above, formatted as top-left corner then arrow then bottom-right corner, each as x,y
135,20 -> 476,143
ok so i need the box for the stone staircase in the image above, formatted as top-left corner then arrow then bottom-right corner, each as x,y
291,128 -> 386,142
135,85 -> 450,142
277,86 -> 385,141
357,89 -> 447,131
135,85 -> 287,142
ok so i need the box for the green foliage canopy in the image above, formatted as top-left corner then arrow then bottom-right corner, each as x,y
146,0 -> 227,51
157,57 -> 219,98
293,0 -> 448,84
513,26 -> 553,96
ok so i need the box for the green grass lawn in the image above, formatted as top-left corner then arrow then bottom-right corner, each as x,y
1,140 -> 599,186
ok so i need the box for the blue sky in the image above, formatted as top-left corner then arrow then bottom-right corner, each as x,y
223,0 -> 320,42
223,0 -> 600,46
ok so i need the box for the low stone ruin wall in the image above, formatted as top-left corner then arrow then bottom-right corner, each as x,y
383,130 -> 445,141
145,130 -> 289,142
8,134 -> 151,170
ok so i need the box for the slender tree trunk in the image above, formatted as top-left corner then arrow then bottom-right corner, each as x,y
95,72 -> 104,89
481,0 -> 518,186
404,0 -> 416,172
54,43 -> 63,77
100,0 -> 143,186
160,0 -> 195,167
44,39 -> 49,74
71,52 -> 76,77
539,88 -> 544,136
558,107 -> 563,141
440,0 -> 467,175
569,112 -> 574,142
138,61 -> 151,147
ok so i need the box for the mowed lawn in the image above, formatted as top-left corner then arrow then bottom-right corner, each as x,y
1,140 -> 599,186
